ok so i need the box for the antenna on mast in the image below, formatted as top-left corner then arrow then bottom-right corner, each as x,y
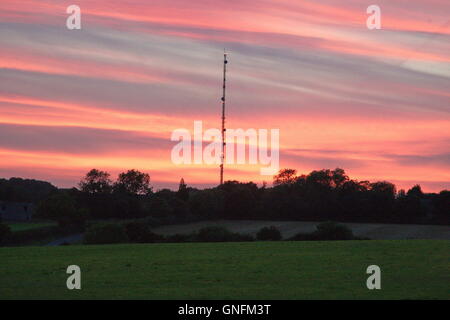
220,50 -> 228,185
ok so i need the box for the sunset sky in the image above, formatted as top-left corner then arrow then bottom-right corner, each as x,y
0,0 -> 449,191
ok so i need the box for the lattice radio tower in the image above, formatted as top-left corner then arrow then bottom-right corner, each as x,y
220,50 -> 228,185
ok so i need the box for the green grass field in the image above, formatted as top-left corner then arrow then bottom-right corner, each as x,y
0,240 -> 448,299
7,222 -> 56,232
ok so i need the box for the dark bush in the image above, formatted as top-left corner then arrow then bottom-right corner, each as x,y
234,233 -> 255,242
165,233 -> 196,243
195,226 -> 253,242
256,226 -> 282,241
124,221 -> 149,242
313,221 -> 354,240
288,232 -> 316,241
140,231 -> 164,243
124,221 -> 164,243
0,223 -> 12,245
6,225 -> 72,245
36,191 -> 88,228
196,226 -> 234,242
142,216 -> 163,228
84,223 -> 128,244
288,222 -> 358,241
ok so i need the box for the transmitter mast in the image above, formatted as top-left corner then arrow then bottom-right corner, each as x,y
220,51 -> 228,185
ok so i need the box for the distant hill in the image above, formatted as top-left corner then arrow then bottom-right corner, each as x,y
0,178 -> 57,203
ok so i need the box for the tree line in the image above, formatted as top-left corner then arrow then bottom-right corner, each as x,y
1,168 -> 449,227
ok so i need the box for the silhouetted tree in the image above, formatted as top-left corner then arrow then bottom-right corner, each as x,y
219,181 -> 259,219
397,189 -> 406,198
370,181 -> 396,196
407,185 -> 423,198
149,195 -> 172,218
0,178 -> 56,203
36,191 -> 87,228
331,168 -> 349,188
188,188 -> 224,220
79,169 -> 112,194
432,190 -> 450,222
365,181 -> 396,220
273,169 -> 297,186
6,167 -> 448,226
177,178 -> 189,202
0,222 -> 11,245
114,169 -> 152,195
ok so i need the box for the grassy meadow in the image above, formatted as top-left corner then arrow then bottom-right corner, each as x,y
0,240 -> 448,299
7,222 -> 56,233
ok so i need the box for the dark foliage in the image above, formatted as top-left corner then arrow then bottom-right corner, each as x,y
74,167 -> 447,225
78,169 -> 112,194
84,223 -> 129,244
256,226 -> 282,241
0,178 -> 57,203
114,170 -> 152,195
432,190 -> 450,223
36,191 -> 88,228
124,221 -> 164,243
0,222 -> 11,245
82,222 -> 254,244
177,178 -> 189,202
10,168 -> 449,228
195,226 -> 254,242
164,233 -> 196,243
289,222 -> 357,241
313,221 -> 354,240
5,225 -> 80,245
